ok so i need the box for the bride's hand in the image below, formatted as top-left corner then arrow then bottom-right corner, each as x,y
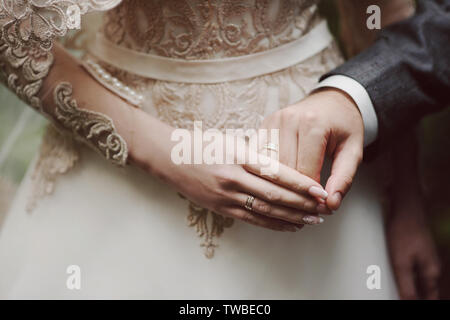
132,125 -> 329,232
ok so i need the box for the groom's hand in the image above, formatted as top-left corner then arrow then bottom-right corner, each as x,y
260,88 -> 364,210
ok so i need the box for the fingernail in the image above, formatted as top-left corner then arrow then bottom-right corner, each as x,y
316,203 -> 331,215
309,186 -> 328,200
302,216 -> 324,225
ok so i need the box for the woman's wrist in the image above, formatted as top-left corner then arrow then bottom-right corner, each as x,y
126,108 -> 178,182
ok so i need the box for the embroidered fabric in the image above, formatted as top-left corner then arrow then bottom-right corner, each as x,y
0,1 -> 128,209
53,82 -> 128,166
0,0 -> 121,109
102,0 -> 321,59
179,193 -> 234,258
26,125 -> 79,212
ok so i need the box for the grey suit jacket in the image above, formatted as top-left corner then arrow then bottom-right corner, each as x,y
324,0 -> 450,154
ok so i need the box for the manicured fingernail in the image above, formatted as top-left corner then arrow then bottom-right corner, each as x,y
302,216 -> 324,225
316,203 -> 331,215
309,186 -> 328,200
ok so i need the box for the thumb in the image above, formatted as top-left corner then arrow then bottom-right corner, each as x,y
325,138 -> 363,210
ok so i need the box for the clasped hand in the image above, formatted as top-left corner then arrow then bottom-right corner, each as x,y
260,88 -> 364,211
157,88 -> 363,232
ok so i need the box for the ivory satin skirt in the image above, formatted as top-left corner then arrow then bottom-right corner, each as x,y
0,146 -> 398,299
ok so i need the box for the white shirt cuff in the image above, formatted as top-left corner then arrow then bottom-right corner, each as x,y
315,75 -> 379,147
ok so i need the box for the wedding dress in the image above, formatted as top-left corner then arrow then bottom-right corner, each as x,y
0,0 -> 397,299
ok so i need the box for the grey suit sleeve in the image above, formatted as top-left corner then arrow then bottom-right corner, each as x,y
323,0 -> 450,152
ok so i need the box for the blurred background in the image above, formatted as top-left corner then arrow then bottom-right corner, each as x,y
0,0 -> 449,298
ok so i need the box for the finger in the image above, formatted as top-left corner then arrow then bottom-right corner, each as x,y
325,138 -> 363,211
257,121 -> 282,164
220,206 -> 299,232
417,253 -> 441,300
244,154 -> 330,205
296,125 -> 328,182
237,171 -> 330,214
393,260 -> 419,300
233,193 -> 325,225
279,115 -> 298,168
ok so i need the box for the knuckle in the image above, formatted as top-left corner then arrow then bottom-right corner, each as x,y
216,169 -> 238,189
264,189 -> 282,202
302,201 -> 316,212
281,108 -> 297,120
299,110 -> 318,124
340,175 -> 354,191
212,187 -> 229,201
291,182 -> 305,193
308,126 -> 326,139
254,200 -> 271,214
296,164 -> 309,175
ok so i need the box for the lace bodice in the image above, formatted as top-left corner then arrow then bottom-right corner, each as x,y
101,0 -> 321,59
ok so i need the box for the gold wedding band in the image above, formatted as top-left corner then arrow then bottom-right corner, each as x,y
244,195 -> 255,211
262,143 -> 279,153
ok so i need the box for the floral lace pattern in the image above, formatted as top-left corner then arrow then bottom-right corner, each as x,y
0,0 -> 123,126
0,1 -> 127,210
0,0 -> 122,109
27,125 -> 79,212
102,0 -> 321,59
178,193 -> 234,258
53,82 -> 128,166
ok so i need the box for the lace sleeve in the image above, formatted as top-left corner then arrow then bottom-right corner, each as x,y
0,0 -> 127,165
